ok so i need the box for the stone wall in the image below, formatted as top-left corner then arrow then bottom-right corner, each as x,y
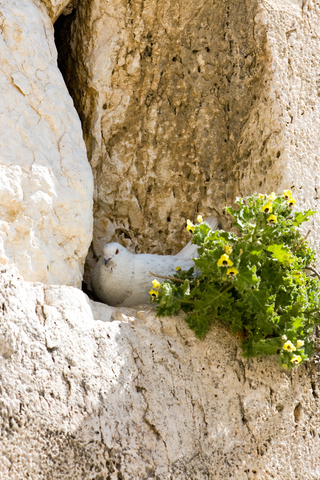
55,0 -> 267,260
1,265 -> 320,479
55,0 -> 320,269
0,0 -> 93,287
0,1 -> 320,479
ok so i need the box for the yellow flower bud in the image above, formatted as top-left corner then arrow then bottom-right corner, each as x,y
291,355 -> 302,364
261,202 -> 273,214
283,340 -> 296,352
283,190 -> 292,199
227,267 -> 238,278
268,192 -> 276,202
267,214 -> 277,224
223,244 -> 232,255
287,197 -> 296,208
217,254 -> 233,267
186,219 -> 195,233
152,279 -> 161,289
149,289 -> 159,298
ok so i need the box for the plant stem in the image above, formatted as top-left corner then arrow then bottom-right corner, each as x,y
149,271 -> 185,283
293,230 -> 311,253
304,308 -> 320,315
303,266 -> 320,281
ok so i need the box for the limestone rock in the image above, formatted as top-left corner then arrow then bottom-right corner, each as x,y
55,0 -> 320,269
0,1 -> 93,287
37,0 -> 74,22
1,265 -> 320,479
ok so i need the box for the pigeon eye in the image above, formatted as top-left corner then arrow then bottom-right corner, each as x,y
115,249 -> 119,255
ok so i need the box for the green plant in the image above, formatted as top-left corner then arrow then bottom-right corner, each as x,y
150,191 -> 320,369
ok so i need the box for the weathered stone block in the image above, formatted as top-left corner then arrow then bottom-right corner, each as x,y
56,0 -> 320,271
0,1 -> 93,287
0,265 -> 320,479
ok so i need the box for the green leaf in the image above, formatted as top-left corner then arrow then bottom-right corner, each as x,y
292,209 -> 316,226
266,244 -> 294,265
243,337 -> 282,357
291,316 -> 304,330
234,266 -> 260,293
250,246 -> 264,256
194,284 -> 233,317
185,311 -> 213,339
244,288 -> 271,311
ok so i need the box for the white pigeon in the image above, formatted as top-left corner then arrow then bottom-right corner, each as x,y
91,217 -> 219,307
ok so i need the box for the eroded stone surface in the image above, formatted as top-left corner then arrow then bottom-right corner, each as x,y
1,266 -> 320,479
54,0 -> 320,288
36,0 -> 74,22
235,0 -> 320,254
0,1 -> 93,287
55,0 -> 320,276
55,0 -> 266,260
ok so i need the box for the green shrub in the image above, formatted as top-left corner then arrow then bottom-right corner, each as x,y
151,191 -> 320,369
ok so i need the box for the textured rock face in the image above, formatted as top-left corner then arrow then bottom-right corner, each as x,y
37,0 -> 74,22
56,0 -> 266,259
56,0 -> 320,267
1,265 -> 320,480
236,0 -> 320,255
0,1 -> 93,287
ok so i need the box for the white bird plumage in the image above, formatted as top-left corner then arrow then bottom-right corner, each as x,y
91,217 -> 219,307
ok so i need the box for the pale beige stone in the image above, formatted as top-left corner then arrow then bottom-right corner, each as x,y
0,1 -> 93,287
1,1 -> 320,478
37,0 -> 74,21
1,265 -> 320,479
56,0 -> 320,277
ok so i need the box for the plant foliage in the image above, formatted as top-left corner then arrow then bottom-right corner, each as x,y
151,192 -> 320,369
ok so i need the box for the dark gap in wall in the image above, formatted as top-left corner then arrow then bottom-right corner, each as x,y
54,9 -> 76,100
54,5 -> 98,300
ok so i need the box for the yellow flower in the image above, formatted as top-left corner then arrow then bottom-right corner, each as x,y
282,364 -> 288,370
149,289 -> 159,298
261,202 -> 273,214
186,219 -> 195,233
258,193 -> 265,199
197,215 -> 203,223
217,254 -> 233,267
223,244 -> 232,255
283,340 -> 296,352
267,214 -> 277,224
297,340 -> 304,348
268,192 -> 276,202
283,190 -> 292,199
152,279 -> 161,289
291,355 -> 302,364
175,266 -> 181,271
227,267 -> 238,278
287,197 -> 296,208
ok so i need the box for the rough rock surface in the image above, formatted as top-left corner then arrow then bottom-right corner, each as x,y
37,0 -> 75,22
1,265 -> 320,480
0,1 -> 93,287
55,0 -> 320,268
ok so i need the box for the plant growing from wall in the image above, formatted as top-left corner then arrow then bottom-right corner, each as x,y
150,192 -> 320,369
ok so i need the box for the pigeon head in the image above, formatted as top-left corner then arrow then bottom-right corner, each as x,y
102,243 -> 128,266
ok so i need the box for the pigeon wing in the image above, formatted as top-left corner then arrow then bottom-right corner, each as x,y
175,216 -> 219,261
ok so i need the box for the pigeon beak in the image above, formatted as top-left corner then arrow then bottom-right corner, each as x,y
104,258 -> 111,266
